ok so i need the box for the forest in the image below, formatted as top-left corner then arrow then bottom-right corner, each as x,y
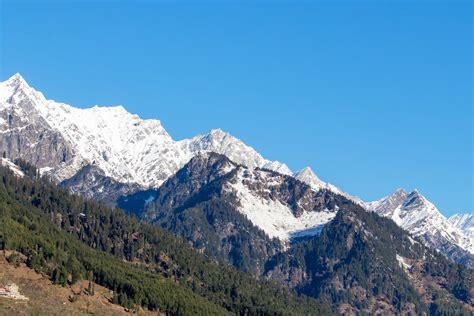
0,161 -> 331,315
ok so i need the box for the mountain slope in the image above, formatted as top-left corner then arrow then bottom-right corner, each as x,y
123,155 -> 474,314
367,189 -> 474,267
0,74 -> 294,190
125,152 -> 339,241
1,73 -> 472,270
0,160 -> 331,315
59,164 -> 141,204
0,170 -> 229,315
0,255 -> 156,316
449,213 -> 474,240
264,201 -> 474,314
119,152 -> 340,274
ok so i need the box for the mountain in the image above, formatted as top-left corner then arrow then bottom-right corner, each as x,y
122,154 -> 473,313
0,160 -> 331,315
367,189 -> 474,267
1,71 -> 473,314
119,152 -> 339,274
264,200 -> 474,314
118,153 -> 473,314
294,166 -> 365,207
59,164 -> 141,204
0,74 -> 293,190
449,213 -> 474,239
1,73 -> 472,270
5,159 -> 473,315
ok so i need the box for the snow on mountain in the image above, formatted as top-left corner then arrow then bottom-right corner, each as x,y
367,190 -> 474,259
365,188 -> 408,218
294,166 -> 365,208
0,158 -> 24,178
179,128 -> 292,176
294,167 -> 325,190
2,74 -> 471,265
0,74 -> 297,188
449,213 -> 474,240
139,152 -> 339,242
226,167 -> 336,240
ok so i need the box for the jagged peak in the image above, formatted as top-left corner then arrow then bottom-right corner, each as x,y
194,128 -> 239,144
3,73 -> 28,88
295,166 -> 314,175
393,187 -> 408,195
449,213 -> 474,234
294,166 -> 323,185
262,161 -> 292,175
208,128 -> 229,137
295,166 -> 317,178
404,189 -> 424,204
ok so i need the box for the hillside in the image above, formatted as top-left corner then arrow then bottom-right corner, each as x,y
0,254 -> 157,316
119,153 -> 474,314
264,203 -> 474,314
0,162 -> 332,315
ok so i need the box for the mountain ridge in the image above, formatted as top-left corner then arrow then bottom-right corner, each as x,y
0,73 -> 472,268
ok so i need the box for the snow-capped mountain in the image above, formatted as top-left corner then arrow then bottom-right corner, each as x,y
294,167 -> 325,191
449,213 -> 474,240
367,189 -> 474,266
1,73 -> 472,268
0,74 -> 298,189
294,166 -> 364,206
225,165 -> 337,240
137,152 -> 338,241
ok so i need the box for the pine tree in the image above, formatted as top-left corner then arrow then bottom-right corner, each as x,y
87,271 -> 95,295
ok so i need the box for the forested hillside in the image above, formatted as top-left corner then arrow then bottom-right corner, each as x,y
265,200 -> 474,314
0,162 -> 332,315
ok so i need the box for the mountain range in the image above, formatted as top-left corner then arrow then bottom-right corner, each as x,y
1,73 -> 472,263
0,73 -> 473,313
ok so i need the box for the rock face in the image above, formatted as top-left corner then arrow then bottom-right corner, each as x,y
0,283 -> 28,301
367,189 -> 474,267
0,74 -> 75,180
59,165 -> 141,205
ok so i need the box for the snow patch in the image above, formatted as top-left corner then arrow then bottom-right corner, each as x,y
396,254 -> 411,272
228,172 -> 336,240
0,158 -> 24,178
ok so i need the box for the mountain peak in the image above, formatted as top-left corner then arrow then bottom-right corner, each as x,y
262,161 -> 292,175
0,73 -> 32,103
294,167 -> 324,189
296,166 -> 315,176
209,128 -> 228,137
393,188 -> 407,195
404,189 -> 427,208
4,73 -> 28,88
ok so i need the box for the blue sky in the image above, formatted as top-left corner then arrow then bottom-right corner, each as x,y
0,1 -> 472,215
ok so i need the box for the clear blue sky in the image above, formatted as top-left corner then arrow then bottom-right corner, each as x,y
0,1 -> 472,216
